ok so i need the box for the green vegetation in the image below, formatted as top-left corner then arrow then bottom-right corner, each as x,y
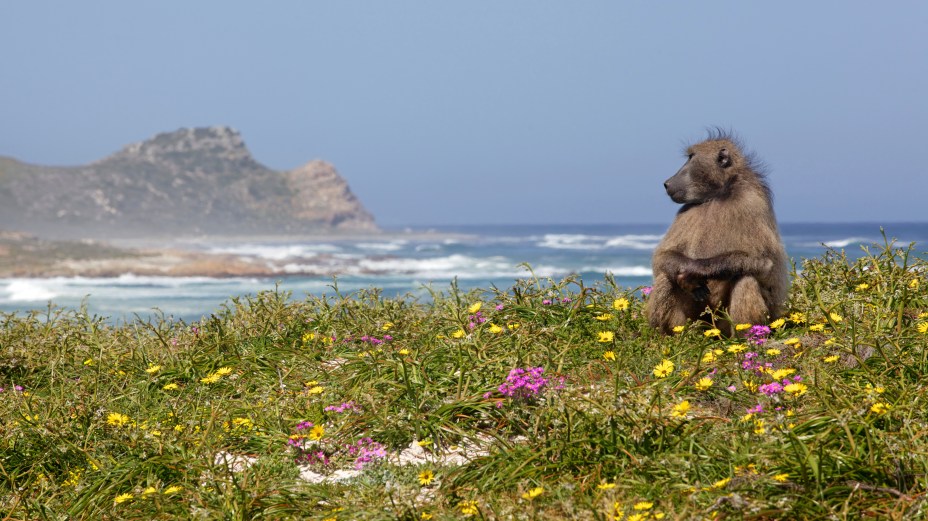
2,240 -> 928,519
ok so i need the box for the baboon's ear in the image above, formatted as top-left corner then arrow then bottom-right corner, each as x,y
718,148 -> 732,168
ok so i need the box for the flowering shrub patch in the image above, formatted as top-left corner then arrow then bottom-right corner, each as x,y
2,241 -> 927,518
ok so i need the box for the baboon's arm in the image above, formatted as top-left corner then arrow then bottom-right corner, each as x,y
681,251 -> 774,280
653,250 -> 773,281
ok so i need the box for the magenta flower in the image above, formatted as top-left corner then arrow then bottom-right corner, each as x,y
324,401 -> 359,414
758,382 -> 783,396
347,438 -> 386,470
485,367 -> 564,405
746,325 -> 771,345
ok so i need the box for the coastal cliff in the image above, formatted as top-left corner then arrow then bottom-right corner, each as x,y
0,127 -> 377,239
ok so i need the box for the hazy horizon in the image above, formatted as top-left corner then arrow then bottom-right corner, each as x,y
2,2 -> 926,228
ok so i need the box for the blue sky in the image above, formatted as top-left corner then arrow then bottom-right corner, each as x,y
2,1 -> 925,227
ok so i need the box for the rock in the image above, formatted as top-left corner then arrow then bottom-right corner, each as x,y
0,127 -> 378,239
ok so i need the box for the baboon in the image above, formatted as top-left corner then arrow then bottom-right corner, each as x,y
646,131 -> 789,335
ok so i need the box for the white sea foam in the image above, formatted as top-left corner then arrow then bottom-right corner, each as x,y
603,234 -> 664,250
581,266 -> 654,277
822,237 -> 871,248
355,241 -> 408,252
538,234 -> 662,251
207,243 -> 342,260
353,254 -> 561,279
4,280 -> 57,301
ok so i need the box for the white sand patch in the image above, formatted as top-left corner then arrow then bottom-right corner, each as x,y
213,451 -> 258,472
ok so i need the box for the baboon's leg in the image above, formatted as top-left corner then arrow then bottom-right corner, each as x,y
728,276 -> 770,326
647,273 -> 696,333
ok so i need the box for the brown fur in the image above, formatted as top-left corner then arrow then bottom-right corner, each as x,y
646,132 -> 789,335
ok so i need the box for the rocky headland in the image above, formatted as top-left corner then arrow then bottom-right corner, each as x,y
0,127 -> 382,277
0,126 -> 377,239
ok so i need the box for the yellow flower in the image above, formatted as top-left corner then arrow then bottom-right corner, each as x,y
468,302 -> 482,314
487,323 -> 503,334
163,485 -> 182,495
458,500 -> 479,516
653,359 -> 675,378
451,329 -> 466,339
824,355 -> 839,363
911,278 -> 921,290
735,323 -> 752,331
613,501 -> 623,515
783,337 -> 801,346
701,351 -> 717,363
215,367 -> 233,376
672,325 -> 685,334
83,358 -> 94,366
917,322 -> 928,334
200,373 -> 221,384
418,469 -> 435,486
603,351 -> 616,361
507,322 -> 520,330
766,348 -> 781,356
521,486 -> 544,500
595,313 -> 614,321
398,348 -> 410,355
829,312 -> 843,323
633,501 -> 653,510
773,473 -> 789,482
302,332 -> 315,343
754,419 -> 766,434
704,328 -> 721,338
824,338 -> 836,346
727,344 -> 747,353
417,439 -> 433,447
598,331 -> 615,343
788,313 -> 806,324
783,383 -> 808,396
769,318 -> 785,329
162,383 -> 179,391
309,425 -> 325,440
142,486 -> 158,495
771,368 -> 795,380
597,482 -> 617,490
308,386 -> 324,395
382,322 -> 394,331
232,417 -> 253,430
711,477 -> 731,489
420,513 -> 433,520
106,412 -> 131,427
871,402 -> 891,415
695,377 -> 713,391
743,380 -> 758,392
809,324 -> 825,332
671,400 -> 690,418
114,492 -> 134,504
613,298 -> 630,311
855,283 -> 870,291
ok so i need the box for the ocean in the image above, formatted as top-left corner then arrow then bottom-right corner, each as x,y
1,222 -> 926,324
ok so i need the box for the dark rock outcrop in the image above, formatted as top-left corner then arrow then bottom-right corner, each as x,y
0,127 -> 377,239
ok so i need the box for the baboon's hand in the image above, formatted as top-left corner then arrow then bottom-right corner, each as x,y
676,271 -> 709,302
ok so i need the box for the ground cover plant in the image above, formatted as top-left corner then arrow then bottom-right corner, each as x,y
2,239 -> 928,520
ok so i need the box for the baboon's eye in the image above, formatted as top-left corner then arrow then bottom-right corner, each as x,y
687,153 -> 695,160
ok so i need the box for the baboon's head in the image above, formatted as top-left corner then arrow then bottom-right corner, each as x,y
664,138 -> 744,205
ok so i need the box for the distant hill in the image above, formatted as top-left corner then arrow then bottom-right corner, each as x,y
0,127 -> 378,239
